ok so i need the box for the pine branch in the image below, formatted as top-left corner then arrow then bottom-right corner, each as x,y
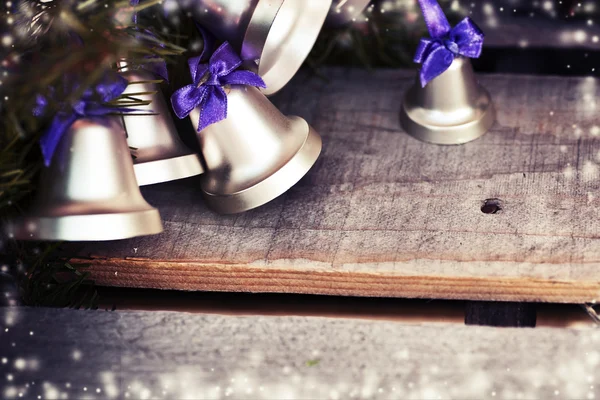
0,0 -> 190,219
0,0 -> 196,308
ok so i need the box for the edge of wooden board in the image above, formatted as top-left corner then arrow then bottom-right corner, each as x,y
71,257 -> 600,304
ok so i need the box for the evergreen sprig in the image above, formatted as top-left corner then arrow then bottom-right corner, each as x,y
0,0 -> 186,220
1,0 -> 189,307
22,248 -> 99,309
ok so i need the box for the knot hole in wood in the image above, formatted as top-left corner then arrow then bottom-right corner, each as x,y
481,198 -> 504,214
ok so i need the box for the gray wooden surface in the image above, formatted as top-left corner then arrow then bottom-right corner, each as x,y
1,307 -> 599,399
71,68 -> 600,303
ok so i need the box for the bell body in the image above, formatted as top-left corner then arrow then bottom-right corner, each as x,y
121,70 -> 203,186
7,118 -> 163,241
180,0 -> 331,95
400,57 -> 495,145
326,0 -> 371,27
189,85 -> 322,214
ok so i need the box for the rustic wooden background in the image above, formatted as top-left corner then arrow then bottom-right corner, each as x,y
3,7 -> 600,400
1,307 -> 599,400
66,67 -> 600,304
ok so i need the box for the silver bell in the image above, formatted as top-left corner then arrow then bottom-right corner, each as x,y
189,85 -> 322,214
121,69 -> 204,186
6,118 -> 164,241
400,57 -> 495,145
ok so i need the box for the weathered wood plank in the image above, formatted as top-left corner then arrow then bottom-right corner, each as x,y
69,68 -> 600,303
1,307 -> 600,399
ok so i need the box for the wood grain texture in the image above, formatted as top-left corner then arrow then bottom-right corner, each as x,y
2,307 -> 600,399
70,68 -> 600,303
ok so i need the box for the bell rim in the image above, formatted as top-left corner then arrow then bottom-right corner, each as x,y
400,87 -> 496,145
134,153 -> 204,186
7,209 -> 164,241
201,123 -> 323,214
247,0 -> 330,95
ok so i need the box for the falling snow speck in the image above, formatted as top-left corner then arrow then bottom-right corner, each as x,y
14,359 -> 25,370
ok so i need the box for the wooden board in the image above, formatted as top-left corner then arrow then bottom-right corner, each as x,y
2,307 -> 600,399
70,68 -> 600,303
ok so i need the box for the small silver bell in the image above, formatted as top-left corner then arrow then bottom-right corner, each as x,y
121,69 -> 204,186
326,0 -> 371,27
179,0 -> 331,95
189,85 -> 322,214
400,57 -> 495,145
6,118 -> 164,241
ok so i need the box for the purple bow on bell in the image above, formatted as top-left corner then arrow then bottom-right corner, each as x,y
170,41 -> 266,132
34,73 -> 130,166
414,0 -> 484,87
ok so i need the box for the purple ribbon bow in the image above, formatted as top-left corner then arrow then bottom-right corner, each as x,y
170,41 -> 266,132
35,73 -> 130,166
414,0 -> 484,87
